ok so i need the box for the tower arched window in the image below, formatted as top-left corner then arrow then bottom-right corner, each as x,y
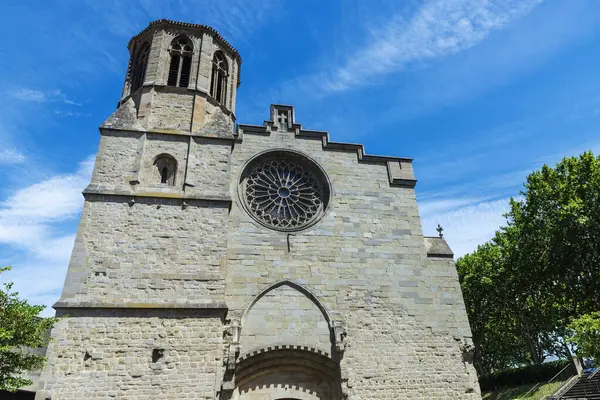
210,51 -> 228,105
131,41 -> 150,92
154,154 -> 177,186
167,36 -> 193,88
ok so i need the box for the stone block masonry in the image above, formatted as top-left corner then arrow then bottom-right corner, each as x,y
40,309 -> 223,400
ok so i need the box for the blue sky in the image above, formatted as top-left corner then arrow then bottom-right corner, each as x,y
2,0 -> 600,315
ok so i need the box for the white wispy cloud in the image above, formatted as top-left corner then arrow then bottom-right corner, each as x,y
63,99 -> 84,106
9,88 -> 82,106
382,0 -> 600,121
420,197 -> 510,258
0,156 -> 94,316
54,110 -> 91,118
10,88 -> 63,102
418,196 -> 493,217
0,148 -> 26,164
312,0 -> 543,93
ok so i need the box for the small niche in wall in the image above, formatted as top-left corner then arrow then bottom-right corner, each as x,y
152,348 -> 164,363
153,154 -> 177,186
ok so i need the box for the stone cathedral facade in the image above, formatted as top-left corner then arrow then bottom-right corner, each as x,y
34,20 -> 481,400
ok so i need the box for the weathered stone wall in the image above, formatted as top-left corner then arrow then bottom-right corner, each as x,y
148,89 -> 194,132
87,130 -> 231,196
225,128 -> 480,398
185,137 -> 231,196
58,196 -> 228,305
39,310 -> 223,400
47,118 -> 479,399
91,130 -> 141,187
423,255 -> 474,337
226,131 -> 461,326
141,133 -> 188,188
345,308 -> 478,398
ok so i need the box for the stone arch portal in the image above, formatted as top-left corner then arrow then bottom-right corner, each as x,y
240,281 -> 334,356
233,348 -> 342,400
226,281 -> 343,400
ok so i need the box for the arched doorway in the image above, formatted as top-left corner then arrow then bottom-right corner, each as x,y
224,281 -> 345,400
233,347 -> 342,400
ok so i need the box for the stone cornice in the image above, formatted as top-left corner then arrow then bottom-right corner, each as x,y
54,300 -> 228,310
99,125 -> 236,142
128,19 -> 242,86
83,186 -> 232,204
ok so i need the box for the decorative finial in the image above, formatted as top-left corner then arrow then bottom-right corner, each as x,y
436,224 -> 444,238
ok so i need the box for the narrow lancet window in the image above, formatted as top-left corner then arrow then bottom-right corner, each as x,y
131,42 -> 150,92
154,155 -> 177,186
167,36 -> 193,88
160,166 -> 169,184
210,51 -> 228,105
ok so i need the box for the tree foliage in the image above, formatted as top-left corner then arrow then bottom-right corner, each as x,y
0,267 -> 59,391
568,312 -> 600,361
457,152 -> 600,375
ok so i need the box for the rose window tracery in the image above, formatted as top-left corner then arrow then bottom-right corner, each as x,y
241,152 -> 329,231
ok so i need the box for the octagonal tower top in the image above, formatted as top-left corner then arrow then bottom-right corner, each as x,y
107,20 -> 241,137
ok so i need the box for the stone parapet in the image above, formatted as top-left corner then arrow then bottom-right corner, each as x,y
237,104 -> 417,189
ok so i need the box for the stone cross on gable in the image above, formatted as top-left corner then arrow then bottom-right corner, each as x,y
277,111 -> 288,130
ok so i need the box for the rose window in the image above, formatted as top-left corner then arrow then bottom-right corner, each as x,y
241,152 -> 330,231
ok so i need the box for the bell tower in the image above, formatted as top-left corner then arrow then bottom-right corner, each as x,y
52,19 -> 242,309
106,19 -> 241,137
34,20 -> 247,400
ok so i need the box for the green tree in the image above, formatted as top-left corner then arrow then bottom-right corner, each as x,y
568,312 -> 600,361
457,152 -> 600,375
0,267 -> 58,392
457,228 -> 547,374
509,151 -> 600,320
